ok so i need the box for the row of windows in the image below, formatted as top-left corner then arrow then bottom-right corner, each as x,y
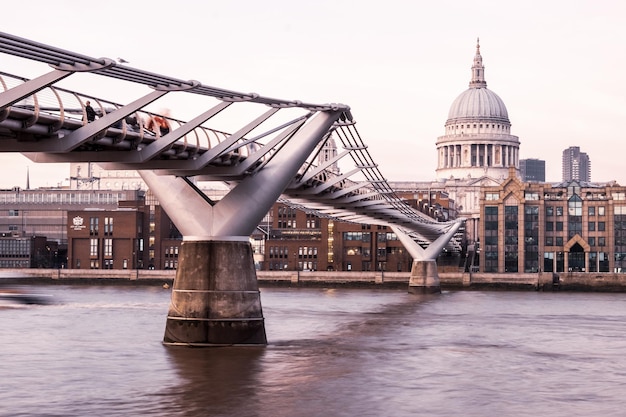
0,260 -> 30,267
89,238 -> 113,257
448,123 -> 508,130
277,220 -> 297,229
344,232 -> 371,242
487,205 -> 620,218
164,246 -> 179,256
277,207 -> 296,218
275,219 -> 321,229
164,260 -> 178,269
344,247 -> 404,258
89,217 -> 114,235
0,192 -> 132,205
545,221 -> 606,232
268,246 -> 320,258
0,240 -> 31,252
268,261 -> 319,271
488,193 -> 626,202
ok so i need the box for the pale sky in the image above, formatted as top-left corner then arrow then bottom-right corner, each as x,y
1,0 -> 625,189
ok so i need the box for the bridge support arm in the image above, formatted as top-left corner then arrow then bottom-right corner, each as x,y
393,221 -> 464,294
214,110 -> 344,236
141,109 -> 343,347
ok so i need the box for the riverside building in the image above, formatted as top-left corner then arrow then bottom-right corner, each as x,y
479,169 -> 626,273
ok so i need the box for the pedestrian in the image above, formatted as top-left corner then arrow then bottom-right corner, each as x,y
153,115 -> 170,136
85,101 -> 96,123
145,109 -> 171,137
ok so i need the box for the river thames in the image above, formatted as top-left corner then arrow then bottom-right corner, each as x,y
2,284 -> 626,416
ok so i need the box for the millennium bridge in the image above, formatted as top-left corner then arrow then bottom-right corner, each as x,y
0,31 -> 464,346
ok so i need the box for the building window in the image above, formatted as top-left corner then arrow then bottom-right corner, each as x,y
546,221 -> 554,231
599,237 -> 606,246
524,205 -> 539,272
556,222 -> 563,231
483,206 -> 500,272
568,195 -> 582,216
345,247 -> 361,256
588,222 -> 595,232
343,232 -> 362,241
599,206 -> 605,216
104,217 -> 113,236
556,206 -> 563,216
385,233 -> 398,241
556,237 -> 563,246
546,206 -> 554,216
545,237 -> 553,246
543,252 -> 554,273
104,238 -> 113,257
504,205 -> 518,272
588,206 -> 596,216
598,222 -> 606,231
485,192 -> 499,201
90,238 -> 98,257
90,217 -> 99,236
588,237 -> 595,246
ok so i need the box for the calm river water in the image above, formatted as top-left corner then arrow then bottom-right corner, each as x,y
2,284 -> 626,417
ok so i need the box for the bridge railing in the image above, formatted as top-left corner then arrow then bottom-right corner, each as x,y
0,70 -> 236,157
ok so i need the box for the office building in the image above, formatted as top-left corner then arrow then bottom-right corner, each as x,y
520,158 -> 546,182
562,146 -> 591,182
480,169 -> 626,273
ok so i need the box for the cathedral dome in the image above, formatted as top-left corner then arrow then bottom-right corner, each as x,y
447,87 -> 509,123
445,39 -> 510,125
435,39 -> 520,183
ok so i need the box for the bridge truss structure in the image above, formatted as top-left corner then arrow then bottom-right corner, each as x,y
1,31 -> 464,345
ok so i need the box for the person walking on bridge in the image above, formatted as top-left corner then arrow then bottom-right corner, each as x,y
84,101 -> 96,123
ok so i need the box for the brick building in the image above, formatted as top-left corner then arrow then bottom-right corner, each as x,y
67,194 -> 181,270
479,170 -> 626,273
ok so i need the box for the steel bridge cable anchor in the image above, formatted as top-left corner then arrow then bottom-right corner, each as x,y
219,93 -> 260,102
152,80 -> 201,92
49,57 -> 117,72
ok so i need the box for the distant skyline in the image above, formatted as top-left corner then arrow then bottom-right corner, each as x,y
1,0 -> 625,189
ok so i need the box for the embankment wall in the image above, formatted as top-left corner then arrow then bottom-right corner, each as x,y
3,269 -> 626,291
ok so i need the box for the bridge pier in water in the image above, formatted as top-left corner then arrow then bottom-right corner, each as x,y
163,238 -> 267,346
407,259 -> 441,294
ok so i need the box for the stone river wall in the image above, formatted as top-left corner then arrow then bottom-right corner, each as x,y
2,269 -> 626,291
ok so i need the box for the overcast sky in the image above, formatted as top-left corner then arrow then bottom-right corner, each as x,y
1,0 -> 625,189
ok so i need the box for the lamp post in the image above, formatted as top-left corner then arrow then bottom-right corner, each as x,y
293,251 -> 298,271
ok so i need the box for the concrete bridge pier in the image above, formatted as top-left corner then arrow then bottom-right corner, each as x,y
163,238 -> 267,346
407,259 -> 441,294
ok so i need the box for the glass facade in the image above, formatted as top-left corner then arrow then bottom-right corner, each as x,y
504,205 -> 518,272
483,206 -> 498,272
